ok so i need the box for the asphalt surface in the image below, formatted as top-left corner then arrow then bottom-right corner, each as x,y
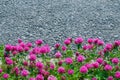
0,0 -> 120,46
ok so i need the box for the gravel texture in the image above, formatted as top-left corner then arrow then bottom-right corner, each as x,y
0,0 -> 120,46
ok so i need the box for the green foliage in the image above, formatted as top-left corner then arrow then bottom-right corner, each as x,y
0,45 -> 4,57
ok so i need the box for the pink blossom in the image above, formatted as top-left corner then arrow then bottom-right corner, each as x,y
32,47 -> 40,54
97,40 -> 104,46
105,43 -> 113,51
39,47 -> 46,54
35,39 -> 43,45
13,67 -> 19,75
3,73 -> 9,79
50,63 -> 55,70
0,68 -> 2,74
23,61 -> 28,66
104,65 -> 112,71
17,46 -> 24,52
19,42 -> 25,48
58,67 -> 65,74
5,44 -> 12,51
26,42 -> 32,48
92,77 -> 97,80
98,50 -> 104,56
29,54 -> 37,61
29,77 -> 35,80
67,37 -> 72,42
103,48 -> 108,53
55,51 -> 62,58
21,69 -> 29,77
77,55 -> 85,62
115,66 -> 119,70
83,44 -> 94,50
12,51 -> 18,55
92,62 -> 99,68
64,39 -> 71,45
68,69 -> 74,75
61,76 -> 66,80
54,43 -> 60,49
58,60 -> 63,66
39,69 -> 45,74
39,45 -> 50,54
20,67 -> 24,71
96,58 -> 103,64
87,44 -> 94,50
36,61 -> 44,69
62,46 -> 67,51
102,61 -> 108,66
48,75 -> 57,80
65,57 -> 73,64
75,52 -> 79,56
87,38 -> 94,44
115,71 -> 120,78
74,37 -> 83,44
40,69 -> 49,76
13,67 -> 19,72
24,47 -> 30,51
80,66 -> 88,73
5,57 -> 13,65
43,71 -> 50,77
45,45 -> 50,53
85,63 -> 93,69
36,74 -> 44,80
93,38 -> 99,44
112,58 -> 119,64
114,40 -> 120,46
82,45 -> 87,50
107,76 -> 114,80
18,38 -> 23,43
11,46 -> 17,51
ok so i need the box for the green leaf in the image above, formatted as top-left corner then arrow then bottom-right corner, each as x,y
66,50 -> 73,57
0,45 -> 4,57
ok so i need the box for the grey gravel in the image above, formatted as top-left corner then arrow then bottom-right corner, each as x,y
0,0 -> 120,46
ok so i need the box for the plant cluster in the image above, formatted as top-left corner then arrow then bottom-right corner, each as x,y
0,37 -> 120,80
